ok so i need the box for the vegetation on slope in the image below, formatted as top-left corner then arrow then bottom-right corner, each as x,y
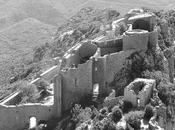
46,8 -> 175,130
1,5 -> 175,129
0,7 -> 120,100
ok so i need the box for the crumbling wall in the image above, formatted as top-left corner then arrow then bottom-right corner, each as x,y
124,90 -> 137,106
63,53 -> 80,68
61,41 -> 97,68
128,13 -> 156,32
60,43 -> 82,68
0,64 -> 62,130
0,104 -> 54,130
30,65 -> 61,85
92,37 -> 123,56
138,83 -> 154,107
60,59 -> 93,111
90,49 -> 135,94
124,78 -> 155,107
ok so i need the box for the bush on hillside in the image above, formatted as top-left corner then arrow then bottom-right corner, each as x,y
122,101 -> 133,113
20,83 -> 40,103
143,105 -> 154,121
141,70 -> 175,105
125,111 -> 143,130
111,106 -> 123,123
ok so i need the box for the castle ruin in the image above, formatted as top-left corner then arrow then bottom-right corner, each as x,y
0,9 -> 172,130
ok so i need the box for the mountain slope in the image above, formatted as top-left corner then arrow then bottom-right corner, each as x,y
0,0 -> 66,30
0,0 -> 174,30
0,18 -> 57,86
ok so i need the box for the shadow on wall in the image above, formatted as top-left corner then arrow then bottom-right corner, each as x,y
79,41 -> 97,64
133,19 -> 150,32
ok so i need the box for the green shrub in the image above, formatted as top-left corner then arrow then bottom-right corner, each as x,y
141,70 -> 169,85
125,111 -> 143,130
141,70 -> 175,105
36,79 -> 49,91
123,101 -> 133,113
103,122 -> 117,130
71,104 -> 93,125
20,83 -> 40,103
143,105 -> 154,121
111,106 -> 123,123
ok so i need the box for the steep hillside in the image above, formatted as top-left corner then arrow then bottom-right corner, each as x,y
54,7 -> 120,52
33,7 -> 175,130
0,7 -> 120,100
0,18 -> 56,88
0,0 -> 175,104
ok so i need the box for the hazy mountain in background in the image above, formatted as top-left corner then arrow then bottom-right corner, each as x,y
0,18 -> 56,87
0,0 -> 174,30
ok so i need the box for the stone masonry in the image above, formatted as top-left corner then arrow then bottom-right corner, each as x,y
124,78 -> 156,107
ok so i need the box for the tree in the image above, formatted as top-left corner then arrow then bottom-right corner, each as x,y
143,105 -> 154,121
111,106 -> 123,123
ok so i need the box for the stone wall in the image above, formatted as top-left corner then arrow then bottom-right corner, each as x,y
128,13 -> 156,32
124,90 -> 138,106
123,29 -> 149,51
104,50 -> 135,83
124,78 -> 155,107
61,41 -> 97,68
92,37 -> 123,56
91,49 -> 135,94
148,30 -> 158,50
0,63 -> 62,130
0,12 -> 160,130
60,59 -> 93,111
30,65 -> 61,85
0,104 -> 54,130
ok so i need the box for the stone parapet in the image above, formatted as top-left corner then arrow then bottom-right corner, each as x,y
123,29 -> 149,51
